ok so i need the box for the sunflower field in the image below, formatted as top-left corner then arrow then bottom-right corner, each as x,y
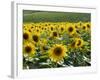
23,11 -> 91,69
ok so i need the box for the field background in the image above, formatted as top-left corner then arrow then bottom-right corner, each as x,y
23,10 -> 91,23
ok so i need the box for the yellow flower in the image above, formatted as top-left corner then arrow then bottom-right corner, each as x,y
23,42 -> 35,57
75,38 -> 84,48
33,27 -> 41,35
23,30 -> 31,41
77,21 -> 83,27
49,25 -> 55,32
51,31 -> 59,38
48,44 -> 68,62
23,25 -> 28,31
86,22 -> 91,30
81,24 -> 87,31
59,25 -> 65,34
66,24 -> 76,35
31,33 -> 40,44
69,38 -> 84,48
74,23 -> 80,29
41,26 -> 44,31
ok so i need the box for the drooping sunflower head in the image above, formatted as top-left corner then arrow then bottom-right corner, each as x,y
23,42 -> 35,57
48,44 -> 68,62
70,38 -> 84,49
74,38 -> 84,48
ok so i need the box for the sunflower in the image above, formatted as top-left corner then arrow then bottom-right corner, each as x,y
40,26 -> 44,31
59,25 -> 65,34
69,38 -> 84,48
27,28 -> 33,33
86,22 -> 91,30
51,31 -> 59,38
48,44 -> 67,62
44,26 -> 49,32
71,38 -> 84,48
49,25 -> 55,32
30,26 -> 35,31
81,24 -> 87,31
66,24 -> 76,35
31,33 -> 40,44
23,42 -> 35,57
23,25 -> 28,31
77,21 -> 83,27
75,38 -> 84,48
38,25 -> 42,29
73,23 -> 80,29
60,26 -> 64,31
23,30 -> 31,41
33,27 -> 41,35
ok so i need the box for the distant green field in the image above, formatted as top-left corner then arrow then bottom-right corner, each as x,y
23,10 -> 91,23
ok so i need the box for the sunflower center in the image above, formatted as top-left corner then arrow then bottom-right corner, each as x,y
31,26 -> 33,29
45,28 -> 46,30
37,29 -> 39,32
45,24 -> 47,26
54,47 -> 62,56
68,27 -> 73,32
77,40 -> 81,46
75,25 -> 78,28
61,27 -> 64,31
23,33 -> 29,40
25,46 -> 32,53
29,29 -> 31,32
51,27 -> 53,31
87,24 -> 90,28
83,26 -> 86,29
53,32 -> 57,37
42,28 -> 44,30
32,35 -> 39,42
39,26 -> 41,28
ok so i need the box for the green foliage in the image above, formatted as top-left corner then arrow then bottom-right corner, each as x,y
23,10 -> 90,23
